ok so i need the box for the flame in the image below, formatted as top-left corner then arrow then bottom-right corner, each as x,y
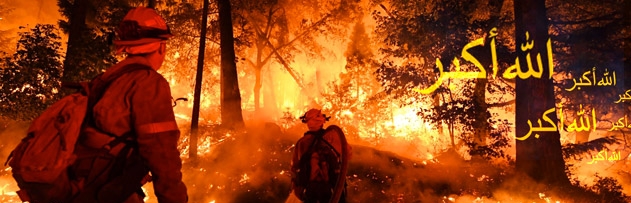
174,113 -> 192,121
0,2 -> 626,203
142,186 -> 150,202
238,173 -> 250,185
0,170 -> 19,203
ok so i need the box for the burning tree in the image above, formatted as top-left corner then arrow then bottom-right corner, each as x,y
373,0 -> 516,152
229,0 -> 361,116
321,19 -> 386,143
1,0 -> 630,202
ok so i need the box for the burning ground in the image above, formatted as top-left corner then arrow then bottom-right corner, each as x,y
1,1 -> 630,201
154,122 -> 631,203
136,122 -> 515,203
4,118 -> 630,203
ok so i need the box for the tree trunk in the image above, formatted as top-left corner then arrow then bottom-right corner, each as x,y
218,0 -> 245,128
61,0 -> 87,85
253,40 -> 265,112
433,93 -> 444,137
254,65 -> 262,111
148,0 -> 157,8
472,0 -> 504,146
472,78 -> 488,145
625,0 -> 631,92
190,0 -> 210,162
514,0 -> 570,186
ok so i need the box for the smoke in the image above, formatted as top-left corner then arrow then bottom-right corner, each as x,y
1,0 -> 61,30
0,119 -> 29,163
0,0 -> 64,54
171,122 -> 298,203
1,0 -> 630,202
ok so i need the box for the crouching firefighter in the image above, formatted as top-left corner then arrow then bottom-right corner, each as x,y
291,109 -> 352,203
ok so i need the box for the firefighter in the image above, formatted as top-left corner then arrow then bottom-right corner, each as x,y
291,109 -> 351,203
72,6 -> 187,203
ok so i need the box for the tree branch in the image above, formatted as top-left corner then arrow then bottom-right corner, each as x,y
488,99 -> 515,108
549,13 -> 620,25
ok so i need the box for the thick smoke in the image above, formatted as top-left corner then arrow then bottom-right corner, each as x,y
1,0 -> 61,30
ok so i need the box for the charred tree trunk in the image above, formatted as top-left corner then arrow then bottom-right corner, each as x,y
432,93 -> 444,137
61,0 -> 88,85
218,0 -> 245,128
472,0 -> 504,146
514,0 -> 570,186
190,0 -> 210,162
472,79 -> 489,145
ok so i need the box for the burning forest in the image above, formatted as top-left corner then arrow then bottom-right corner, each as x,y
1,0 -> 631,202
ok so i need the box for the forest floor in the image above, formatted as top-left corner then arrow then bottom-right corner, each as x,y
162,123 -> 631,203
1,120 -> 630,203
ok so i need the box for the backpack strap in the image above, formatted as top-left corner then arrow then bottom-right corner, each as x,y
301,129 -> 326,159
304,129 -> 341,159
316,136 -> 341,159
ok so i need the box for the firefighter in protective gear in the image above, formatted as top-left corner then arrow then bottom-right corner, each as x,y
72,6 -> 187,203
291,109 -> 351,203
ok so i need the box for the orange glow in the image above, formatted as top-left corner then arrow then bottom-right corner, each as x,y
0,168 -> 19,203
0,1 -> 629,203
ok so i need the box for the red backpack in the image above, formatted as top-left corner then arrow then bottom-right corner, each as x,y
5,65 -> 152,203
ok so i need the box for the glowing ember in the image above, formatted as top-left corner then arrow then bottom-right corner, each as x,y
239,173 -> 250,185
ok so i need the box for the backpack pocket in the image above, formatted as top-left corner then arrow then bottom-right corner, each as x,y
12,168 -> 74,203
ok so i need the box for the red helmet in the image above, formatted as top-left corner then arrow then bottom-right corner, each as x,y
300,109 -> 331,123
113,7 -> 173,46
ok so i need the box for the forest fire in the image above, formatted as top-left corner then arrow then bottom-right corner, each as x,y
1,0 -> 630,202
